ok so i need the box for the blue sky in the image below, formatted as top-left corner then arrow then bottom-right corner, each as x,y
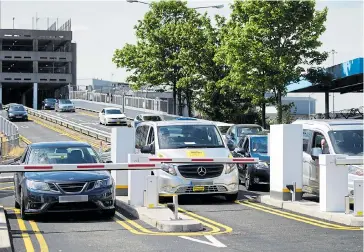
1,0 -> 363,112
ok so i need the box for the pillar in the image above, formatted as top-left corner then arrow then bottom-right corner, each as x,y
21,93 -> 26,105
32,39 -> 38,51
319,154 -> 348,212
33,82 -> 38,109
111,127 -> 135,196
270,124 -> 303,201
324,91 -> 329,119
0,83 -> 2,106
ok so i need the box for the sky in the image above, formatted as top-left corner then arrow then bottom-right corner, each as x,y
0,0 -> 363,112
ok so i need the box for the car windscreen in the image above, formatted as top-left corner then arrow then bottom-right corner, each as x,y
157,125 -> 225,149
143,115 -> 162,121
218,126 -> 231,134
328,130 -> 363,156
250,136 -> 268,153
105,109 -> 122,114
59,100 -> 72,104
45,99 -> 57,103
27,146 -> 102,164
9,105 -> 25,112
237,126 -> 262,137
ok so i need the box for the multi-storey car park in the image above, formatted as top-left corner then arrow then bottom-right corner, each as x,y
0,19 -> 76,109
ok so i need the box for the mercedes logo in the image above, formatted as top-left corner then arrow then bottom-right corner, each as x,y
197,166 -> 207,176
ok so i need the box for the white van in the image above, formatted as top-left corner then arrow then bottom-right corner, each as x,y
134,120 -> 239,201
292,119 -> 363,196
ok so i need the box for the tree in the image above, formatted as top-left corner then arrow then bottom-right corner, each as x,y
112,0 -> 206,116
216,0 -> 328,124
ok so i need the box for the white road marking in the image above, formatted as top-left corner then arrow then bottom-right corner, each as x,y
179,235 -> 226,248
20,125 -> 29,128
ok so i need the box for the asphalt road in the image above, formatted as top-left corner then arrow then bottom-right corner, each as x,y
72,100 -> 179,120
0,117 -> 362,252
41,109 -> 111,133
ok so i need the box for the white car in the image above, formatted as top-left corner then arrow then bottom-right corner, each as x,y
292,119 -> 363,198
99,108 -> 127,126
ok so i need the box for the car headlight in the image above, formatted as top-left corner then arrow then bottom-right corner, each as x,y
8,113 -> 14,116
256,162 -> 269,169
94,178 -> 113,189
348,165 -> 363,176
26,180 -> 50,191
225,163 -> 237,174
161,163 -> 177,176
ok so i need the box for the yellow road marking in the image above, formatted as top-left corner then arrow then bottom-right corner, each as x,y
28,221 -> 49,252
236,200 -> 362,231
116,185 -> 128,189
0,186 -> 14,190
15,212 -> 35,252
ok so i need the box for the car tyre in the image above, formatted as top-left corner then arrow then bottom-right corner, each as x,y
245,171 -> 254,191
20,189 -> 29,220
225,193 -> 238,202
102,209 -> 115,219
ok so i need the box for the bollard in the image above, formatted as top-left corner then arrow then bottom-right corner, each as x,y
345,195 -> 350,214
292,182 -> 296,201
173,195 -> 179,220
145,175 -> 158,208
354,180 -> 363,217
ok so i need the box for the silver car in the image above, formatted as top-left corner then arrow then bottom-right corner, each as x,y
135,120 -> 239,202
55,99 -> 76,112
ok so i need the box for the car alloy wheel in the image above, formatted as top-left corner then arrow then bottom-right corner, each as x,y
245,171 -> 253,190
20,189 -> 29,220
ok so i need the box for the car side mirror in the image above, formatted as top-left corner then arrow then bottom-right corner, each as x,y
311,147 -> 322,158
227,141 -> 235,151
235,148 -> 244,154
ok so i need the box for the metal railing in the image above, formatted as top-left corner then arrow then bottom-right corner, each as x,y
69,91 -> 169,113
0,114 -> 21,160
25,107 -> 112,142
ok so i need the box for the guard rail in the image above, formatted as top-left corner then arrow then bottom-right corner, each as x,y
25,107 -> 112,142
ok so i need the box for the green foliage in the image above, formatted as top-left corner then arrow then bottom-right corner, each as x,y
303,67 -> 334,87
216,0 -> 328,124
113,0 -> 206,115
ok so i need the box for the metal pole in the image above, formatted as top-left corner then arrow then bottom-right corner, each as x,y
308,94 -> 311,119
292,182 -> 296,201
0,0 -> 2,29
122,93 -> 125,113
345,195 -> 350,214
12,17 -> 14,29
172,195 -> 179,220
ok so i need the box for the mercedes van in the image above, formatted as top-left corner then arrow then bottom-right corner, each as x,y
134,120 -> 239,201
292,119 -> 363,197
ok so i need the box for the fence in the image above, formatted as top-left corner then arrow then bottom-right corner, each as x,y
69,91 -> 169,113
0,114 -> 22,161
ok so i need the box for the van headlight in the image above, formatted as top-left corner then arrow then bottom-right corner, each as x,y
225,164 -> 237,174
161,163 -> 177,176
256,162 -> 269,169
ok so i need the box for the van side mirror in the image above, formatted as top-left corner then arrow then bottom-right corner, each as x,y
227,141 -> 235,151
311,147 -> 322,158
141,144 -> 155,154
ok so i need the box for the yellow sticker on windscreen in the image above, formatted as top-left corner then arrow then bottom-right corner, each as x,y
228,153 -> 233,158
157,153 -> 164,158
186,150 -> 205,158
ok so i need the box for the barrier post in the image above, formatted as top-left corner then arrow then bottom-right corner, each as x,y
128,154 -> 151,207
269,124 -> 303,201
319,154 -> 348,212
354,180 -> 363,217
111,127 -> 134,196
145,175 -> 158,208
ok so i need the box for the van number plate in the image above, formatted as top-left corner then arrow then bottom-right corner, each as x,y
192,186 -> 205,192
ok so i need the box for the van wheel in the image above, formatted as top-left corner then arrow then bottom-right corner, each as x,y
225,193 -> 238,202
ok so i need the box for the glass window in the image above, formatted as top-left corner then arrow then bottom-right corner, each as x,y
328,130 -> 363,156
157,124 -> 224,149
250,136 -> 268,153
45,99 -> 57,103
27,146 -> 101,164
143,115 -> 162,121
105,109 -> 122,114
59,99 -> 72,104
218,126 -> 231,134
237,126 -> 263,137
312,132 -> 330,154
135,125 -> 149,149
303,129 -> 313,153
9,105 -> 25,111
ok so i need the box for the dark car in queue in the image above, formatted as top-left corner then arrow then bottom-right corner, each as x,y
41,98 -> 57,110
230,133 -> 270,190
55,99 -> 76,112
14,141 -> 115,220
7,104 -> 28,121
